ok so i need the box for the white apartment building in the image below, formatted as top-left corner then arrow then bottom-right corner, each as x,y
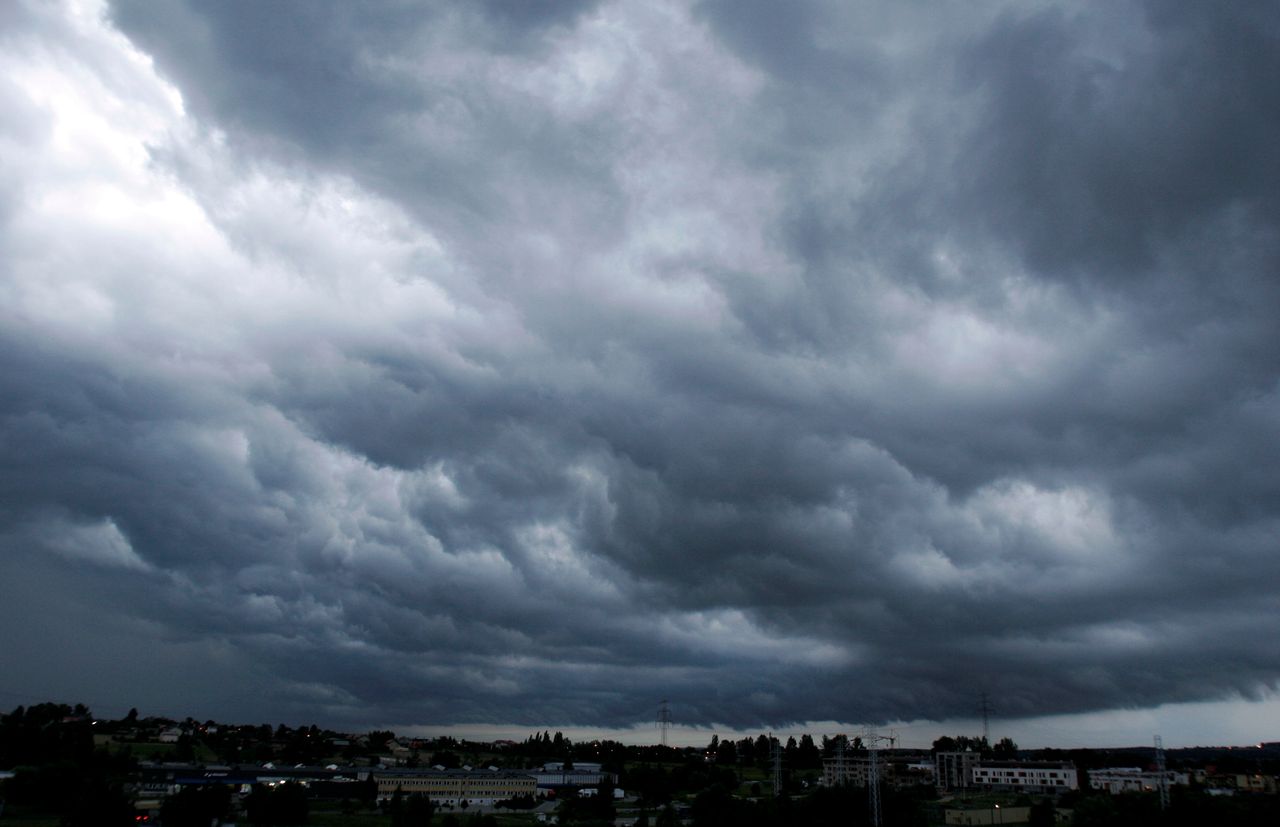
972,761 -> 1078,793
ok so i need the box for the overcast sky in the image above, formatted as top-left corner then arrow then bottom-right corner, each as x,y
2,0 -> 1279,747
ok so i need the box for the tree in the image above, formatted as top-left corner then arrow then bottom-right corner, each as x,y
558,781 -> 616,825
797,734 -> 821,769
174,733 -> 197,762
245,781 -> 309,826
368,730 -> 396,750
783,736 -> 799,770
387,787 -> 405,823
691,783 -> 735,827
432,750 -> 461,769
1028,799 -> 1055,827
754,734 -> 771,767
1070,794 -> 1120,827
932,735 -> 987,754
993,737 -> 1019,759
62,778 -> 134,827
390,791 -> 435,827
161,785 -> 232,827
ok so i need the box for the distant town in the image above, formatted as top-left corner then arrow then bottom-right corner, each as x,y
2,702 -> 1278,826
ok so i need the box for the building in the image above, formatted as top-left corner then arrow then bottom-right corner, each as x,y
936,752 -> 982,792
972,761 -> 1078,794
822,756 -> 874,788
134,763 -> 342,798
373,768 -> 537,806
823,754 -> 934,790
944,805 -> 1032,825
1088,768 -> 1189,794
527,762 -> 616,791
380,739 -> 413,765
1233,774 -> 1278,794
157,727 -> 183,744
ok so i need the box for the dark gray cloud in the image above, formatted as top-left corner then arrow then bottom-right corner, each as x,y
1,0 -> 1278,737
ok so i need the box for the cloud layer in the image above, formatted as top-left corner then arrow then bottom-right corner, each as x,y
1,0 -> 1278,732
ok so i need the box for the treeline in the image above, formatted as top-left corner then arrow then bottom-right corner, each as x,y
511,730 -> 889,773
0,703 -> 136,825
158,783 -> 310,827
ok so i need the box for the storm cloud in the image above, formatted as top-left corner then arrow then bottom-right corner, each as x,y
1,0 -> 1278,735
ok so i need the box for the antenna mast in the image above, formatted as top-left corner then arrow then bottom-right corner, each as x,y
979,692 -> 994,745
657,700 -> 672,747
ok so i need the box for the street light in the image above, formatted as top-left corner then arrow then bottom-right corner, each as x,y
994,803 -> 1002,825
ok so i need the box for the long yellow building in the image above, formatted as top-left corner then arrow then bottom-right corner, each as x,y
374,768 -> 537,805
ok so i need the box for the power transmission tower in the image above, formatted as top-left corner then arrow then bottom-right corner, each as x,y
867,727 -> 882,827
1154,735 -> 1169,810
979,693 -> 994,745
657,700 -> 672,747
864,726 -> 895,827
771,734 -> 782,796
834,734 -> 847,787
